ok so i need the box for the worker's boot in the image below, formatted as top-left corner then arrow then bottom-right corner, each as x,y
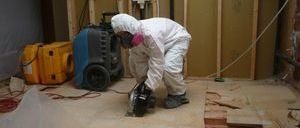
164,93 -> 189,109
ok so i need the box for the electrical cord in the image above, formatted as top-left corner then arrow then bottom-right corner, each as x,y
107,83 -> 140,95
0,85 -> 102,113
0,98 -> 19,113
38,86 -> 102,100
20,46 -> 40,67
206,0 -> 290,78
107,88 -> 129,94
46,91 -> 102,100
0,86 -> 25,113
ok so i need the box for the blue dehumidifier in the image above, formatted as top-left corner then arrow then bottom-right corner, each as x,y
73,12 -> 123,91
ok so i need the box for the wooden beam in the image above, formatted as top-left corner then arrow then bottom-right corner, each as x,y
67,0 -> 77,40
89,0 -> 96,25
128,0 -> 133,15
204,111 -> 227,126
217,0 -> 222,77
250,0 -> 259,80
184,0 -> 188,77
151,0 -> 158,17
117,0 -> 125,13
184,0 -> 188,28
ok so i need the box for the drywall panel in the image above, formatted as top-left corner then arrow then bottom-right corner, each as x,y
221,0 -> 253,78
256,0 -> 278,79
187,0 -> 218,76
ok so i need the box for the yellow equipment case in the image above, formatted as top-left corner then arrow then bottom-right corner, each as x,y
22,43 -> 42,84
22,42 -> 74,85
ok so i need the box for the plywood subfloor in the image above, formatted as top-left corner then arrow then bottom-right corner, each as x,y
0,78 -> 299,128
47,79 -> 207,128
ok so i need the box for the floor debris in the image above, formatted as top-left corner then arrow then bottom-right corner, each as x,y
204,81 -> 298,128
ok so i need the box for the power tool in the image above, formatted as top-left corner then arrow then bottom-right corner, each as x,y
126,82 -> 156,117
73,12 -> 123,91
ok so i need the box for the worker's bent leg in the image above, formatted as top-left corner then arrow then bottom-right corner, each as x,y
163,71 -> 186,95
163,39 -> 190,95
163,39 -> 190,109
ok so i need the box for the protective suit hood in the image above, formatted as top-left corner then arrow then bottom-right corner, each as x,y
111,14 -> 139,34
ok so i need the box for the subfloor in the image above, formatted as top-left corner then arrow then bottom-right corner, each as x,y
0,78 -> 299,128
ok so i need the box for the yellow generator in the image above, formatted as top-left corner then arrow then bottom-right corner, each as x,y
22,42 -> 74,85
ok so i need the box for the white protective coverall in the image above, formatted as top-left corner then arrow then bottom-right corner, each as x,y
111,14 -> 191,95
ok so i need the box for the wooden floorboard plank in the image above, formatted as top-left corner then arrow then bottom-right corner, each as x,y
227,109 -> 263,128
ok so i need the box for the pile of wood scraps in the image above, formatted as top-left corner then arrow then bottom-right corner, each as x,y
288,110 -> 300,127
204,85 -> 269,128
288,101 -> 300,127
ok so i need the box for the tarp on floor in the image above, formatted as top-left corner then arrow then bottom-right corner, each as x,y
0,86 -> 83,128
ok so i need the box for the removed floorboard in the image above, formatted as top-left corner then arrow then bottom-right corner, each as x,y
227,109 -> 263,128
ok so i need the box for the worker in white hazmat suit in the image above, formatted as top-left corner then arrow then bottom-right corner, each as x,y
111,14 -> 191,109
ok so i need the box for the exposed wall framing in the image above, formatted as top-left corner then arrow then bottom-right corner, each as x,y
66,0 -> 280,79
117,0 -> 125,13
187,0 -> 278,79
151,0 -> 158,17
184,0 -> 188,77
279,0 -> 298,87
256,0 -> 279,79
67,0 -> 77,40
128,0 -> 132,15
89,0 -> 96,24
221,0 -> 253,79
250,0 -> 259,80
216,0 -> 222,78
213,0 -> 259,79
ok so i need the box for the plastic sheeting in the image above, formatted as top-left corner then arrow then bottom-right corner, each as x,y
0,0 -> 43,80
0,86 -> 82,128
